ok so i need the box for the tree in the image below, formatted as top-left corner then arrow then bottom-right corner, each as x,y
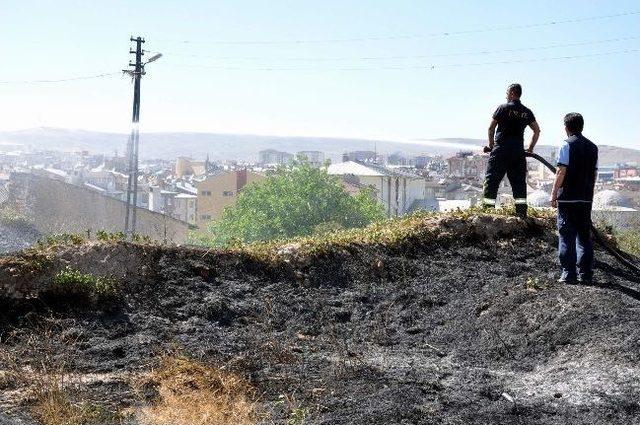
192,162 -> 384,246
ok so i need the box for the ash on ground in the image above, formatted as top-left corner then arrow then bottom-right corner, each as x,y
0,215 -> 639,425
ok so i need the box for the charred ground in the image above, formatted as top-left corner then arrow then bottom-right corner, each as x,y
0,212 -> 639,424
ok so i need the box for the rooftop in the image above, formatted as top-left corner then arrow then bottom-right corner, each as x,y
328,161 -> 423,179
327,161 -> 388,177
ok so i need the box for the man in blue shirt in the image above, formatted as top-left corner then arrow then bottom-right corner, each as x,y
550,113 -> 599,284
483,83 -> 541,218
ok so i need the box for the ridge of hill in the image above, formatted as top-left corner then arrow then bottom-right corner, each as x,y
1,127 -> 638,165
0,211 -> 639,424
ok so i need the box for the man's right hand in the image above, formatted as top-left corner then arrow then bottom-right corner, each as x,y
483,146 -> 493,153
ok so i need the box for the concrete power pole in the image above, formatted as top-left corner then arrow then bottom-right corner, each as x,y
124,36 -> 144,235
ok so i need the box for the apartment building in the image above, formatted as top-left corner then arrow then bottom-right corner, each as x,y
446,152 -> 489,180
258,149 -> 293,165
175,157 -> 208,178
174,193 -> 197,225
327,161 -> 435,217
195,170 -> 264,226
297,151 -> 325,166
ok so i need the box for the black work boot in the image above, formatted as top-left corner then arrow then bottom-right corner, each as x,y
515,204 -> 527,219
578,274 -> 595,286
558,271 -> 578,284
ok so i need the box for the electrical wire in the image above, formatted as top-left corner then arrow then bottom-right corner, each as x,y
162,35 -> 640,62
170,48 -> 640,71
153,10 -> 640,45
1,46 -> 637,85
0,72 -> 121,85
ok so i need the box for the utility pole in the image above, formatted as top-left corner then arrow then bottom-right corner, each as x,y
124,36 -> 144,235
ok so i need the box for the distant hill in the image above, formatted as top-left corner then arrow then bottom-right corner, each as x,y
596,145 -> 640,166
0,128 -> 482,161
0,127 -> 637,165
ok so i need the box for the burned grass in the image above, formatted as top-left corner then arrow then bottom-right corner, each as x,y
0,210 -> 639,424
0,324 -> 122,425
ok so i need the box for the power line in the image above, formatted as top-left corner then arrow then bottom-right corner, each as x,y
1,42 -> 637,87
446,48 -> 639,68
1,47 -> 637,86
171,48 -> 640,71
0,72 -> 121,85
153,10 -> 640,45
163,35 -> 640,62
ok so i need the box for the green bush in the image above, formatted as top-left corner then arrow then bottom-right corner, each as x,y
38,230 -> 152,246
130,233 -> 153,244
39,233 -> 86,248
191,161 -> 385,247
95,230 -> 127,242
313,221 -> 344,236
50,267 -> 120,304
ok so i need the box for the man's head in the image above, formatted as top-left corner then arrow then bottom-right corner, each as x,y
564,113 -> 584,136
506,83 -> 522,101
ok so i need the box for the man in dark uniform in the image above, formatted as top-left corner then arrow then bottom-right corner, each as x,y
483,83 -> 541,217
550,113 -> 598,284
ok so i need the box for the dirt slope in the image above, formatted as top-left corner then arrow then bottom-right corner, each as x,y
0,214 -> 639,424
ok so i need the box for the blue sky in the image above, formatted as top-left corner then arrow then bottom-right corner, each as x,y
1,0 -> 638,148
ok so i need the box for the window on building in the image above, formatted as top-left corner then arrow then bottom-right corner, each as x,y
222,190 -> 234,197
200,190 -> 212,196
200,214 -> 212,220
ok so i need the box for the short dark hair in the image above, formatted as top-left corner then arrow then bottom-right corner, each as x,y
508,83 -> 522,98
564,113 -> 584,134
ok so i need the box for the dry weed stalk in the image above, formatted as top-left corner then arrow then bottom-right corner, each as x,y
136,356 -> 260,425
0,322 -> 118,425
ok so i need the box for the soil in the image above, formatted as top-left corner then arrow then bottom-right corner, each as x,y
0,215 -> 639,424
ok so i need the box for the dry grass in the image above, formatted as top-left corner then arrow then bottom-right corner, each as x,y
136,356 -> 260,425
617,230 -> 640,257
239,206 -> 555,263
0,326 -> 120,425
34,387 -> 116,425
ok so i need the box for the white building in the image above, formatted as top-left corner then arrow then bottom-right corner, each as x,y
327,161 -> 436,217
297,151 -> 325,166
258,149 -> 293,165
173,193 -> 197,225
148,188 -> 178,215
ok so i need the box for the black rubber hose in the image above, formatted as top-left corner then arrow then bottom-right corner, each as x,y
525,152 -> 640,275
